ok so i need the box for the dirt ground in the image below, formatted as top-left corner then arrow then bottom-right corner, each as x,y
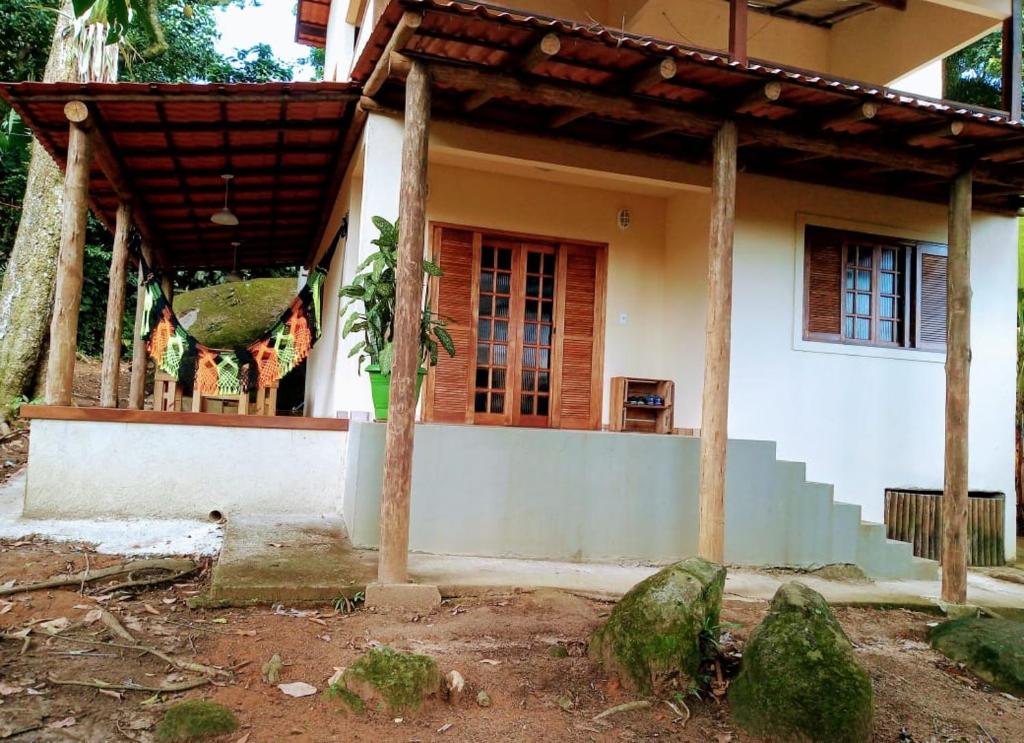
1,540 -> 1023,742
0,358 -> 130,486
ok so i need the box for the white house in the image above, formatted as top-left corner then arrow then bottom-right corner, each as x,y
5,0 -> 1022,588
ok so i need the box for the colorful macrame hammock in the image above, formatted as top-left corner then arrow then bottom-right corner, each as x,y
140,250 -> 333,397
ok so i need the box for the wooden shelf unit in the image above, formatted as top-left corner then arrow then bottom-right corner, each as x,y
609,377 -> 675,434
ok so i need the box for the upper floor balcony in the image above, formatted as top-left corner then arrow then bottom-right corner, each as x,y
298,0 -> 1020,119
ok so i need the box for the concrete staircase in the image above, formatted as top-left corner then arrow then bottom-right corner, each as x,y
727,452 -> 937,581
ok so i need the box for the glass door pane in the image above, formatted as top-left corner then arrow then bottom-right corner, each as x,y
473,244 -> 514,418
517,247 -> 556,425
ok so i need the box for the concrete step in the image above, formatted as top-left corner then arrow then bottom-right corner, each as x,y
207,515 -> 377,605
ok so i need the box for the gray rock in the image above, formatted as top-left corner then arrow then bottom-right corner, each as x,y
729,581 -> 873,743
930,617 -> 1024,695
588,556 -> 726,695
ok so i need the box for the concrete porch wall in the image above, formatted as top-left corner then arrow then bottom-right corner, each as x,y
23,418 -> 348,520
343,421 -> 933,577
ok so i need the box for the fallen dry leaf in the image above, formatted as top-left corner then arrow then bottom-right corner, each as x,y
479,659 -> 500,666
98,689 -> 123,700
327,668 -> 345,687
142,604 -> 160,616
37,617 -> 69,634
46,717 -> 76,729
0,683 -> 22,696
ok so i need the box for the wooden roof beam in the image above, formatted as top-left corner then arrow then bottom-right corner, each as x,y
79,103 -> 168,269
906,121 -> 965,147
734,81 -> 783,114
363,11 -> 422,98
519,32 -> 561,73
549,108 -> 589,129
631,123 -> 680,141
629,58 -> 677,94
820,101 -> 879,130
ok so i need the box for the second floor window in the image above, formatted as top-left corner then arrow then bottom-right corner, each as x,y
804,226 -> 947,351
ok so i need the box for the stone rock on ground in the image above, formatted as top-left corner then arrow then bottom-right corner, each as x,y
929,617 -> 1024,695
729,581 -> 873,743
155,700 -> 238,742
588,556 -> 726,695
340,646 -> 442,715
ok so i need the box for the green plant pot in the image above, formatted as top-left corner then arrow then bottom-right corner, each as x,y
366,364 -> 427,421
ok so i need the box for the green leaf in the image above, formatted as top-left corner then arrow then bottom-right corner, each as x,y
422,259 -> 444,277
433,325 -> 456,358
347,340 -> 366,358
378,342 -> 394,376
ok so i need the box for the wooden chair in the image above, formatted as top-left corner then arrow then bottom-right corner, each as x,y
154,371 -> 183,412
191,387 -> 249,415
254,381 -> 279,417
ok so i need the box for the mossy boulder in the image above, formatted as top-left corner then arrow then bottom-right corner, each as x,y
341,646 -> 442,715
155,700 -> 238,742
589,557 -> 726,695
929,617 -> 1024,695
173,278 -> 296,348
729,582 -> 873,743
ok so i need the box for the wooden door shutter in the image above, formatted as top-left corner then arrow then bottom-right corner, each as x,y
552,244 -> 606,430
424,226 -> 477,422
803,227 -> 843,341
916,244 -> 948,351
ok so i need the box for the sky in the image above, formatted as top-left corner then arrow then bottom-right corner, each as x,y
214,0 -> 317,81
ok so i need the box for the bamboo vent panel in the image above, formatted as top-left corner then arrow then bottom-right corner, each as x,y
884,489 -> 1004,566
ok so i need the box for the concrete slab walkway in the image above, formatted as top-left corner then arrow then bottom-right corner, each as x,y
205,513 -> 1024,615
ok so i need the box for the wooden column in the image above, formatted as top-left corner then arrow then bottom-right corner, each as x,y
127,261 -> 147,410
697,121 -> 738,563
99,201 -> 132,408
1003,0 -> 1022,121
377,59 -> 431,585
160,273 -> 174,303
729,0 -> 749,66
45,102 -> 94,406
941,168 -> 973,605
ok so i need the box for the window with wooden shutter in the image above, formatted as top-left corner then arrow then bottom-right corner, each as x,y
916,244 -> 948,350
422,226 -> 476,423
804,228 -> 843,341
803,225 -> 945,352
552,243 -> 607,430
423,224 -> 606,430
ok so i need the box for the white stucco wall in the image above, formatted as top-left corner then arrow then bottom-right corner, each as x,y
23,419 -> 348,520
307,117 -> 1018,558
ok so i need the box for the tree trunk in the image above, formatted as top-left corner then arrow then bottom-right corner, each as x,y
0,3 -> 116,413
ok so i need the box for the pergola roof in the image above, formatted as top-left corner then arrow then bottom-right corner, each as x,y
355,0 -> 1024,213
0,81 -> 360,269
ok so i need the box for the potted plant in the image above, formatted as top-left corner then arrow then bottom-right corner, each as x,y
340,216 -> 455,420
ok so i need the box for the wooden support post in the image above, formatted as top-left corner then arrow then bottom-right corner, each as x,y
729,0 -> 749,66
941,168 -> 972,605
45,102 -> 94,406
377,59 -> 431,586
99,201 -> 132,408
1003,0 -> 1022,121
128,260 -> 148,410
160,273 -> 174,302
697,121 -> 738,564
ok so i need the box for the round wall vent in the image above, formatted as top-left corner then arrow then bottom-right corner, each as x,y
617,208 -> 632,230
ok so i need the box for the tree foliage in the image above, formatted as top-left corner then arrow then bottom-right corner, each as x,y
944,11 -> 1021,110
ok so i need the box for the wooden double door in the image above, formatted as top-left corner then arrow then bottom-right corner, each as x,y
423,224 -> 607,430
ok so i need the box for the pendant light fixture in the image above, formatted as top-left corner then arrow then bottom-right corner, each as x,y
210,174 -> 239,226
